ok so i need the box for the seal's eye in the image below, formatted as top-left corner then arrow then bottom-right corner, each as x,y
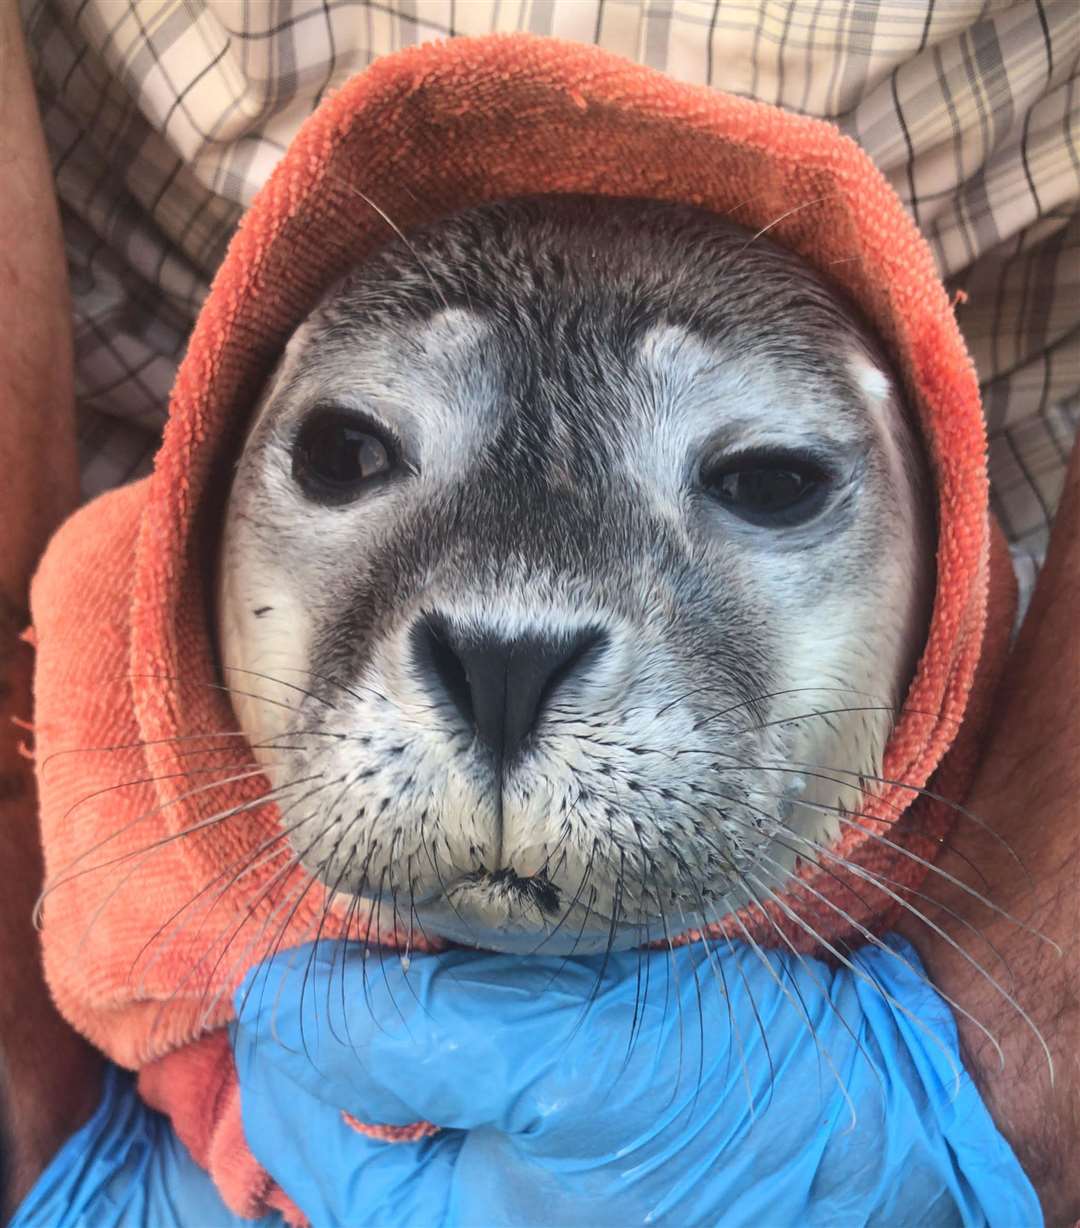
292,409 -> 397,502
701,451 -> 830,527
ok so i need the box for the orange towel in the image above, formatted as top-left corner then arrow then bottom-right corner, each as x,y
29,33 -> 1015,1222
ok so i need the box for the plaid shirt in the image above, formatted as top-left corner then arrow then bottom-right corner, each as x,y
23,0 -> 1079,566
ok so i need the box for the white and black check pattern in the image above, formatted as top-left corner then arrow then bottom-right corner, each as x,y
22,0 -> 1080,565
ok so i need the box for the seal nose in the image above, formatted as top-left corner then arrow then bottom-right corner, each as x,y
411,614 -> 605,764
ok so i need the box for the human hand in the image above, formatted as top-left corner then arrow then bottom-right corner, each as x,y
0,0 -> 92,1215
894,440 -> 1080,1225
231,935 -> 1039,1227
7,1063 -> 283,1228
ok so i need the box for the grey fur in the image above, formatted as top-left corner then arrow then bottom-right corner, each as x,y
217,195 -> 934,953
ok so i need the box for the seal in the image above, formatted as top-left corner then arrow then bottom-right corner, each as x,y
216,195 -> 934,955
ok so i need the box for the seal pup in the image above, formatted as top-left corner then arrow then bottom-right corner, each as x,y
217,195 -> 934,954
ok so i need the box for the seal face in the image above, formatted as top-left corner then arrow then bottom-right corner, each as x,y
217,195 -> 934,954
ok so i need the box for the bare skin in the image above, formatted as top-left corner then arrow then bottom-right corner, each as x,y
895,437 -> 1080,1225
0,1 -> 1075,1222
0,0 -> 100,1217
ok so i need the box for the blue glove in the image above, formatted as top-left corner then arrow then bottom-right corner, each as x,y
8,1062 -> 283,1228
231,935 -> 1041,1228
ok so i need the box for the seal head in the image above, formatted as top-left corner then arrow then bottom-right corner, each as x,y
217,195 -> 934,953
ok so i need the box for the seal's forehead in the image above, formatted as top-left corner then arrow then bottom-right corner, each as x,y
251,196 -> 902,466
265,298 -> 890,472
302,195 -> 869,347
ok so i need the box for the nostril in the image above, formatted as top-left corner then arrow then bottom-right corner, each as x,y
495,626 -> 607,763
539,628 -> 607,713
411,614 -> 474,728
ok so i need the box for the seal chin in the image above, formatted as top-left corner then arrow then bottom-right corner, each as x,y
414,892 -> 652,955
361,872 -> 752,954
334,875 -> 657,954
326,849 -> 780,954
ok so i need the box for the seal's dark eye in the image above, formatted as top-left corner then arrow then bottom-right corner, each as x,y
701,452 -> 830,527
292,409 -> 396,502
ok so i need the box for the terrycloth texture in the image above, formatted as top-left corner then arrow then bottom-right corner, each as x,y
29,33 -> 1015,1222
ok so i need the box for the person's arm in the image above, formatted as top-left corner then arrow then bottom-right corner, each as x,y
0,0 -> 100,1217
896,437 -> 1080,1226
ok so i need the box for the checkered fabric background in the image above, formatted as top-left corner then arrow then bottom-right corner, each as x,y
22,0 -> 1080,563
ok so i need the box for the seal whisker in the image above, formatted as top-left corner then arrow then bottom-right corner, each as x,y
618,743 -> 1029,900
726,886 -> 865,1129
299,831 -> 357,1061
325,175 -> 452,314
755,832 -> 1056,1081
740,868 -> 967,1091
144,776 -> 345,1024
124,671 -> 313,716
131,782 -> 335,990
370,868 -> 412,1032
219,663 -> 341,709
697,779 -> 1046,979
785,757 -> 1037,888
666,838 -> 768,1117
174,792 -> 343,1029
39,767 -> 295,919
38,728 -> 271,775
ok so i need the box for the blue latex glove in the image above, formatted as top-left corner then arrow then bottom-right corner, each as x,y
231,935 -> 1041,1228
8,1062 -> 283,1228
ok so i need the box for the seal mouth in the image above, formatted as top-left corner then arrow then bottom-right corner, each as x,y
465,867 -> 562,917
